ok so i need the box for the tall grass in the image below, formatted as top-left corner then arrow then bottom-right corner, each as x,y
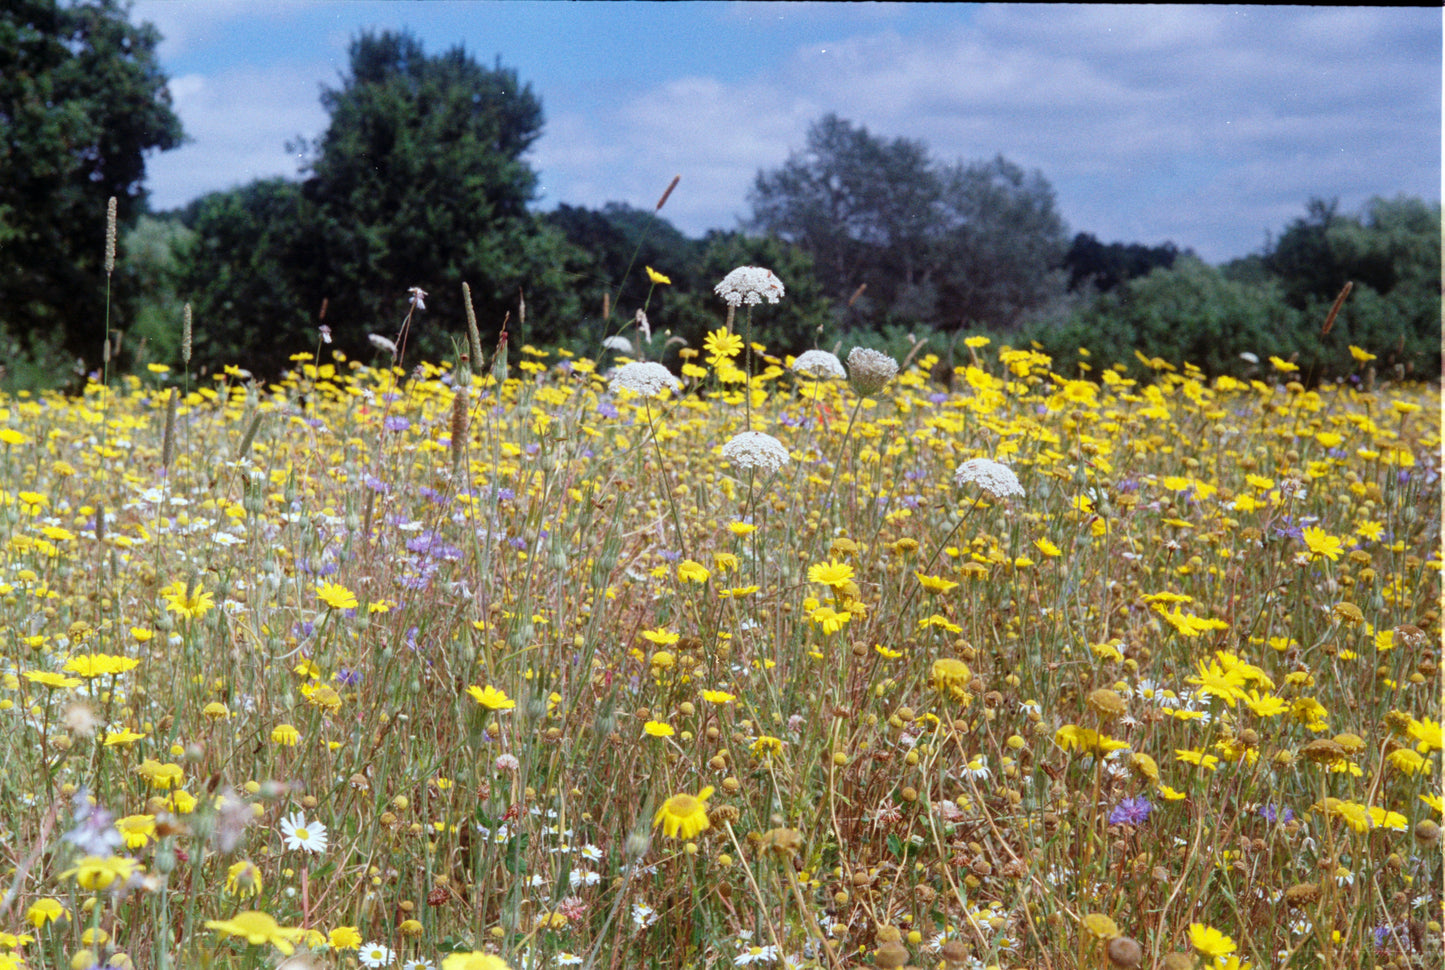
0,273 -> 1438,970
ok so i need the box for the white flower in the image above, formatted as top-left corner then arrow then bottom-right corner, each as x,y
735,944 -> 779,965
368,333 -> 397,354
846,347 -> 898,396
609,361 -> 682,398
953,458 -> 1025,500
403,961 -> 437,970
278,812 -> 328,855
495,753 -> 520,771
792,349 -> 846,380
721,431 -> 790,474
631,902 -> 659,928
359,942 -> 394,967
715,266 -> 785,307
557,953 -> 584,966
407,286 -> 427,310
962,754 -> 991,780
601,335 -> 635,354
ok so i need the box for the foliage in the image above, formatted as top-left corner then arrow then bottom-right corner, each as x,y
1064,232 -> 1187,294
749,114 -> 1069,334
178,30 -> 584,374
0,0 -> 182,363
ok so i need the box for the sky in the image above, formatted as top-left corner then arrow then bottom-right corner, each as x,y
131,2 -> 1442,264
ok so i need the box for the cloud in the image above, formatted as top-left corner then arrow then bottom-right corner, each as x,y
136,4 -> 1438,262
534,5 -> 1438,261
144,67 -> 330,210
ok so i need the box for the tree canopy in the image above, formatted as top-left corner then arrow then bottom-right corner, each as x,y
179,30 -> 582,374
0,0 -> 182,368
748,114 -> 1069,335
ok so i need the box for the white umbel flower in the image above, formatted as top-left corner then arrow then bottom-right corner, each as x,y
715,266 -> 785,307
792,350 -> 846,380
609,361 -> 682,398
954,458 -> 1025,499
721,431 -> 790,474
846,347 -> 898,396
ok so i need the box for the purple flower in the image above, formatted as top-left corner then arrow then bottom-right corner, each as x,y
596,400 -> 619,420
384,416 -> 410,433
336,668 -> 362,687
1259,803 -> 1295,824
1108,796 -> 1152,827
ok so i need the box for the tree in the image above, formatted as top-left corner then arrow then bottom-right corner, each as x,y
748,115 -> 1068,334
181,30 -> 584,374
0,0 -> 182,367
1063,233 -> 1185,294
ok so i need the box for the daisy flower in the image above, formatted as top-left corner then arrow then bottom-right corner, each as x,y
278,812 -> 328,855
360,942 -> 395,967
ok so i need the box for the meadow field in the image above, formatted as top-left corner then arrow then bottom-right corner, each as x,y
0,271 -> 1439,970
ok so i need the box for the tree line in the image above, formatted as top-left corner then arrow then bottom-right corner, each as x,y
2,4 -> 1438,388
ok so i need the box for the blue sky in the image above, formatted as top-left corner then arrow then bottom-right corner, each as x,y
132,2 -> 1441,263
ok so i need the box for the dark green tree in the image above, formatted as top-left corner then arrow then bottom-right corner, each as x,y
181,30 -> 584,374
0,0 -> 182,369
749,115 -> 1069,335
1063,233 -> 1185,294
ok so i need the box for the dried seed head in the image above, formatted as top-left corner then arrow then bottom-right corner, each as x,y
182,303 -> 192,365
1087,688 -> 1127,719
1106,936 -> 1143,969
104,196 -> 117,274
846,346 -> 898,396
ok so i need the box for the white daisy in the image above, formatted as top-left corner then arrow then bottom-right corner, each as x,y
359,942 -> 394,967
278,811 -> 328,855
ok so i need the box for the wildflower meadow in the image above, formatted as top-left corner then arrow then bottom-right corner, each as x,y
0,251 -> 1439,970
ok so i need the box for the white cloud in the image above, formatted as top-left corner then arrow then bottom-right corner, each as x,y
136,4 -> 1438,262
145,66 -> 330,210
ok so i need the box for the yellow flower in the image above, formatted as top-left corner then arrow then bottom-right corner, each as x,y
641,627 -> 680,646
750,735 -> 784,758
914,572 -> 959,593
226,861 -> 263,898
59,855 -> 142,891
807,560 -> 854,589
1348,345 -> 1376,363
115,815 -> 156,849
645,266 -> 671,285
467,685 -> 516,710
62,654 -> 140,678
643,720 -> 675,738
442,955 -> 513,970
316,581 -> 358,611
26,898 -> 68,929
677,560 -> 710,583
0,428 -> 30,446
1033,538 -> 1062,557
1189,923 -> 1235,959
1056,725 -> 1130,757
1267,356 -> 1298,373
728,522 -> 757,536
22,670 -> 82,690
704,327 -> 743,363
161,579 -> 214,620
653,787 -> 714,839
932,658 -> 971,693
1175,748 -> 1220,771
134,759 -> 184,790
327,926 -> 362,950
205,911 -> 308,955
270,723 -> 301,746
1301,526 -> 1343,562
701,690 -> 736,704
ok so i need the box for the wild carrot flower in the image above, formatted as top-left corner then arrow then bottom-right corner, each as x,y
715,266 -> 784,306
792,349 -> 846,379
954,458 -> 1025,499
609,361 -> 682,397
846,347 -> 898,396
278,812 -> 328,854
721,431 -> 790,473
654,787 -> 714,839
